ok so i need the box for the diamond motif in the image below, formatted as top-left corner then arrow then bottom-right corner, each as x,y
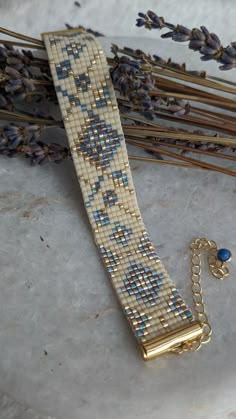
78,111 -> 123,169
125,307 -> 151,339
56,60 -> 72,79
55,86 -> 81,106
121,261 -> 164,306
168,288 -> 192,320
62,41 -> 86,59
93,209 -> 110,226
85,175 -> 104,208
111,170 -> 128,188
100,246 -> 120,273
110,222 -> 132,247
137,232 -> 159,259
103,190 -> 118,207
74,73 -> 91,92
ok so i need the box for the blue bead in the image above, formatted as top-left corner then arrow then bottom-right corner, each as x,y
217,248 -> 232,262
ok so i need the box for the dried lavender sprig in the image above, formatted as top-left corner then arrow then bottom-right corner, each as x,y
110,54 -> 189,119
1,40 -> 236,158
0,45 -> 55,109
0,124 -> 70,164
136,10 -> 236,70
65,23 -> 104,37
1,121 -> 235,168
111,44 -> 207,78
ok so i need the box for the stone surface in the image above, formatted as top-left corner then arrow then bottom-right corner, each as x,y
0,9 -> 236,419
0,390 -> 54,419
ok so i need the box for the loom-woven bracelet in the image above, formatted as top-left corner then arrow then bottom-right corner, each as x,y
42,29 -> 203,360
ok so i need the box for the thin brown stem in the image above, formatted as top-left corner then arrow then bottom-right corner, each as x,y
150,90 -> 236,112
0,39 -> 45,50
117,98 -> 236,136
127,136 -> 236,161
0,27 -> 43,45
129,155 -> 196,168
123,125 -> 236,146
126,139 -> 236,177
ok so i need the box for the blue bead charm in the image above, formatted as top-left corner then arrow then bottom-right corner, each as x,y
217,248 -> 232,262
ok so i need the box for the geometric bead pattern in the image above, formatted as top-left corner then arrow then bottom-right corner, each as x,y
85,175 -> 104,208
74,73 -> 91,92
110,222 -> 132,247
111,170 -> 128,188
137,231 -> 159,260
168,288 -> 192,320
121,261 -> 164,306
77,111 -> 123,168
93,209 -> 110,226
62,41 -> 86,59
43,29 -> 194,347
100,246 -> 120,274
125,307 -> 152,340
102,190 -> 118,207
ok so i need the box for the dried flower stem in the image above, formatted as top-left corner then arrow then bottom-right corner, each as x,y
109,49 -> 236,94
134,138 -> 236,162
118,99 -> 236,136
0,27 -> 43,45
129,155 -> 196,168
0,39 -> 45,50
0,109 -> 60,126
127,139 -> 236,177
144,64 -> 236,95
123,125 -> 236,147
0,27 -> 236,176
128,155 -> 235,172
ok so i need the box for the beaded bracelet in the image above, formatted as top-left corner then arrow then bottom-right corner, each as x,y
42,29 -> 231,360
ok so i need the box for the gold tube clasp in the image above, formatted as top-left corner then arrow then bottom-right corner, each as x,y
141,321 -> 203,360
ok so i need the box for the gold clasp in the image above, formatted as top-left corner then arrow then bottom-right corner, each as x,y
141,321 -> 203,360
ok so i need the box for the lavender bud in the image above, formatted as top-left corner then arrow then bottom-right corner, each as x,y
225,45 -> 236,57
5,66 -> 21,79
189,40 -> 205,50
138,12 -> 146,18
153,55 -> 166,64
173,33 -> 191,42
206,38 -> 221,50
192,28 -> 206,41
5,79 -> 22,93
178,25 -> 191,35
200,54 -> 215,61
0,94 -> 8,107
200,46 -> 218,56
136,18 -> 145,28
200,26 -> 210,37
6,57 -> 22,66
219,63 -> 235,70
220,52 -> 235,64
161,31 -> 174,39
146,10 -> 160,23
210,33 -> 221,45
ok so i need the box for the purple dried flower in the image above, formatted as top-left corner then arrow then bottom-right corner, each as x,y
137,10 -> 236,70
136,18 -> 145,28
0,94 -> 8,107
138,12 -> 146,18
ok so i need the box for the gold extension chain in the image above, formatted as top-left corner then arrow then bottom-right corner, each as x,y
173,238 -> 230,354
